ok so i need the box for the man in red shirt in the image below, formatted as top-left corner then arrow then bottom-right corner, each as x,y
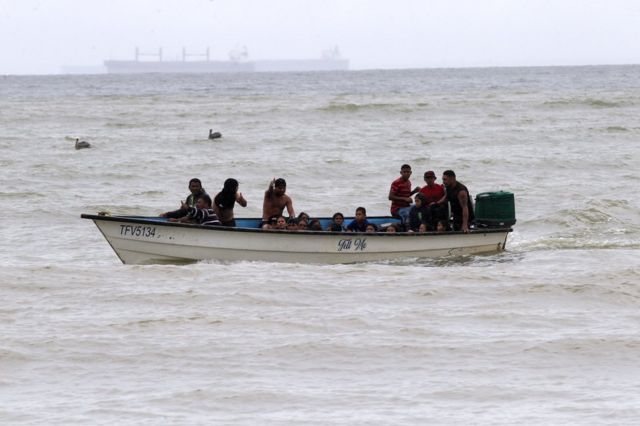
388,164 -> 420,222
419,170 -> 448,228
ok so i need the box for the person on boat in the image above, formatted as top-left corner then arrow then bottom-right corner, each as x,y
346,207 -> 371,232
214,178 -> 247,227
161,178 -> 207,219
407,193 -> 432,232
441,170 -> 475,233
388,164 -> 420,223
436,220 -> 447,233
327,212 -> 346,231
365,223 -> 378,233
286,217 -> 299,231
168,194 -> 221,226
308,219 -> 323,231
274,215 -> 288,230
297,212 -> 310,223
419,170 -> 448,228
297,218 -> 308,230
261,178 -> 295,229
385,224 -> 399,233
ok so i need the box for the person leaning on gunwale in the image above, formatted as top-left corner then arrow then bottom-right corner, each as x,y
161,178 -> 207,219
440,170 -> 475,233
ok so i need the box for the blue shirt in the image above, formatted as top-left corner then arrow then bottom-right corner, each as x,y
346,219 -> 370,232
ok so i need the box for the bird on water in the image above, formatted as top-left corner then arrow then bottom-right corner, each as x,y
209,129 -> 222,139
75,138 -> 91,149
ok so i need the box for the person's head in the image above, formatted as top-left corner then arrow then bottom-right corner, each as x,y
365,223 -> 377,233
218,178 -> 239,209
196,194 -> 212,209
423,170 -> 437,185
276,216 -> 287,227
414,193 -> 426,208
297,220 -> 307,230
274,178 -> 287,195
189,178 -> 203,194
332,212 -> 344,225
297,212 -> 310,222
355,207 -> 367,222
222,178 -> 239,193
386,224 -> 398,233
400,164 -> 412,181
436,220 -> 447,232
442,170 -> 457,189
286,218 -> 298,231
309,219 -> 323,231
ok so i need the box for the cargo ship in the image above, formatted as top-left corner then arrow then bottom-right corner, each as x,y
104,46 -> 349,74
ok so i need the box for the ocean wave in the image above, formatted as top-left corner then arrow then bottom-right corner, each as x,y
605,126 -> 629,132
0,191 -> 46,198
317,102 -> 426,113
542,98 -> 627,109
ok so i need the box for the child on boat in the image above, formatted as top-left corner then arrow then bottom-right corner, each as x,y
346,207 -> 371,232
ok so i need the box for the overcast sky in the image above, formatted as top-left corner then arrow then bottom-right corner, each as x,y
0,0 -> 639,75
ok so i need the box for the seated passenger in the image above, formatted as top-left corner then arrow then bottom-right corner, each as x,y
286,218 -> 298,231
214,178 -> 247,227
308,219 -> 323,231
297,212 -> 310,224
407,193 -> 432,232
327,212 -> 346,231
161,178 -> 207,218
346,207 -> 371,232
297,218 -> 308,230
365,223 -> 378,233
169,194 -> 220,226
274,215 -> 287,230
386,224 -> 398,233
436,220 -> 447,233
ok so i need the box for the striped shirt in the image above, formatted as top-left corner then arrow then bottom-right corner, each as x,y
186,207 -> 221,226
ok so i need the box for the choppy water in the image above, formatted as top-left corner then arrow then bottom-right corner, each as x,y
1,66 -> 639,425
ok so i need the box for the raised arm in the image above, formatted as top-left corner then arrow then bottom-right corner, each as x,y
236,191 -> 247,207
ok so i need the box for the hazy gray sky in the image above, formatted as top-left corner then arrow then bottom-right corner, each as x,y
1,0 -> 639,74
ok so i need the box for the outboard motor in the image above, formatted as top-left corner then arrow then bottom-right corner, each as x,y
474,191 -> 516,228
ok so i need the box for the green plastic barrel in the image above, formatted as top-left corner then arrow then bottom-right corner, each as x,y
474,191 -> 516,228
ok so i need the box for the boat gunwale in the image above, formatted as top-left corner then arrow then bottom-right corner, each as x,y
81,214 -> 513,237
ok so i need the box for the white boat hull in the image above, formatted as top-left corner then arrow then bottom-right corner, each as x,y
82,215 -> 512,265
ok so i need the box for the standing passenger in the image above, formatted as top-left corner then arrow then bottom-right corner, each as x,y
261,178 -> 295,229
214,178 -> 247,227
388,164 -> 420,223
441,170 -> 474,233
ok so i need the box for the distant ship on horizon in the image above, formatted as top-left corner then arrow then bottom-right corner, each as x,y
103,46 -> 349,74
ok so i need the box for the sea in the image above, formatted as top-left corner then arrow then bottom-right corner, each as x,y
1,66 -> 639,425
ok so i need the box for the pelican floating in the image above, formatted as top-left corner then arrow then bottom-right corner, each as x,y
208,129 -> 222,139
75,138 -> 91,149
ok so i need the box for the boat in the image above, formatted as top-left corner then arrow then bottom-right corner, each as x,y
81,214 -> 513,265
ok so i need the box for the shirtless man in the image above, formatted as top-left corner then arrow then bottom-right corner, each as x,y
261,178 -> 295,229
